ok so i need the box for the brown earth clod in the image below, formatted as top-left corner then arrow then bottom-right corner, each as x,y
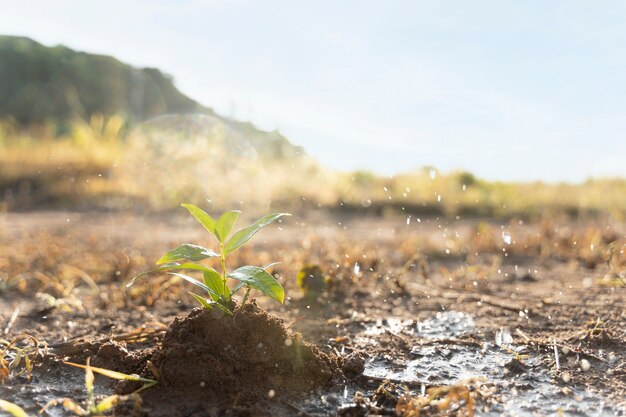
123,301 -> 340,409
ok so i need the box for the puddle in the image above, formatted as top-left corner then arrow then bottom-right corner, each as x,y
362,317 -> 415,336
364,345 -> 517,384
362,350 -> 621,416
416,311 -> 475,338
361,311 -> 475,339
356,311 -> 624,416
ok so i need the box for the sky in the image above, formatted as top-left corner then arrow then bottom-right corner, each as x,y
2,0 -> 626,182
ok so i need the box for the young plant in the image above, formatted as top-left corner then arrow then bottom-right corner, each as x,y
127,204 -> 290,315
0,334 -> 40,384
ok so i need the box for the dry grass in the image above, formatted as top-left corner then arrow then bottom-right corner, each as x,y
1,116 -> 625,219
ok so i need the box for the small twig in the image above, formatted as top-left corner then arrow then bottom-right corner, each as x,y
412,338 -> 484,348
553,338 -> 560,371
4,308 -> 19,335
286,316 -> 306,330
513,330 -> 605,362
356,373 -> 424,388
385,330 -> 411,346
515,329 -> 532,342
49,326 -> 166,356
407,283 -> 530,314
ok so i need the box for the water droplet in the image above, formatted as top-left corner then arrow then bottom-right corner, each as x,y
354,263 -> 360,275
502,231 -> 512,245
581,359 -> 591,371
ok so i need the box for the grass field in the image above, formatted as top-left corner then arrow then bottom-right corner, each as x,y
2,117 -> 625,220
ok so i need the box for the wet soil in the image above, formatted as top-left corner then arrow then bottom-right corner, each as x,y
0,211 -> 624,416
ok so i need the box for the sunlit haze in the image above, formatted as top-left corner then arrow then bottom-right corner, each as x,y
4,1 -> 626,181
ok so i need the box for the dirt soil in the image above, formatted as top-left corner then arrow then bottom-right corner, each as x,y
118,302 -> 342,416
0,211 -> 624,416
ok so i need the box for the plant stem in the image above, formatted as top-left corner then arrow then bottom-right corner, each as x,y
241,286 -> 251,307
220,243 -> 228,297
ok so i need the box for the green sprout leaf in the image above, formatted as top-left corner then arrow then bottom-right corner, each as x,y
203,270 -> 224,300
189,292 -> 233,315
228,265 -> 284,303
230,263 -> 278,295
0,400 -> 29,417
157,244 -> 219,264
131,207 -> 290,314
225,213 -> 290,255
214,210 -> 241,242
181,203 -> 217,237
127,262 -> 221,287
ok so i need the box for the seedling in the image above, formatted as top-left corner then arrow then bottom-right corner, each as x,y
40,358 -> 156,416
128,204 -> 290,315
0,334 -> 41,384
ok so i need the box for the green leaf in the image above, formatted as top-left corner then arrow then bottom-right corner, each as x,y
189,292 -> 214,308
181,203 -> 217,237
225,213 -> 290,255
231,263 -> 279,295
203,270 -> 224,300
189,292 -> 233,315
157,244 -> 219,264
168,273 -> 219,298
214,210 -> 241,242
0,400 -> 30,417
126,262 -> 220,288
228,265 -> 285,303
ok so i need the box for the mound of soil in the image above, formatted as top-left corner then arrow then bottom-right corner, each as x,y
122,302 -> 342,414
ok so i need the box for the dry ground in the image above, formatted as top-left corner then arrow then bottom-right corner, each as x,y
0,211 -> 624,416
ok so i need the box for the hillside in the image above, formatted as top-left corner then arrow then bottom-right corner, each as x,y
0,35 -> 302,159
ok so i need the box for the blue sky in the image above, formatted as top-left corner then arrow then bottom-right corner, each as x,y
3,0 -> 626,181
